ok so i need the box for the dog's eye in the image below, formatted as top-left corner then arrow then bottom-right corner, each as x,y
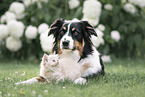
52,60 -> 56,62
60,31 -> 64,35
74,32 -> 78,35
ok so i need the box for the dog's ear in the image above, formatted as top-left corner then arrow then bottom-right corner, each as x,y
82,21 -> 97,37
48,18 -> 65,36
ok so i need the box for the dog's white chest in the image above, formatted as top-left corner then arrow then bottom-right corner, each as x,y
60,50 -> 80,61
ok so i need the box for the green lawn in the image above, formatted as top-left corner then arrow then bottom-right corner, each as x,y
0,59 -> 145,97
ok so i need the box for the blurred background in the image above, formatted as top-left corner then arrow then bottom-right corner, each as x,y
0,0 -> 145,62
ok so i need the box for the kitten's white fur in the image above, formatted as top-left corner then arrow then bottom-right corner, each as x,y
40,54 -> 64,83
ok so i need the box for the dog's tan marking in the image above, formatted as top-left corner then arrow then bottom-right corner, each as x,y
74,40 -> 84,57
60,31 -> 64,35
63,27 -> 66,30
57,41 -> 62,55
72,28 -> 75,31
81,62 -> 91,72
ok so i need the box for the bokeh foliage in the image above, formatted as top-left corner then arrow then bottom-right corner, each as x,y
0,0 -> 145,60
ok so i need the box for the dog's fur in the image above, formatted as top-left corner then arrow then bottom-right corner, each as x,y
48,19 -> 105,78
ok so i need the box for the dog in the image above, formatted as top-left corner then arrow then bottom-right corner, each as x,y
15,19 -> 105,85
48,18 -> 105,79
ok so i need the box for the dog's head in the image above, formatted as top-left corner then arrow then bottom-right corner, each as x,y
48,19 -> 97,57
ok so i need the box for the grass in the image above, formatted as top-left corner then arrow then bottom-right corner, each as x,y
0,58 -> 145,97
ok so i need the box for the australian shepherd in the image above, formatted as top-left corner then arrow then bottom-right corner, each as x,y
48,18 -> 105,78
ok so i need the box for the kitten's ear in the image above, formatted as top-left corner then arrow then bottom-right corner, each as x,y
43,54 -> 49,64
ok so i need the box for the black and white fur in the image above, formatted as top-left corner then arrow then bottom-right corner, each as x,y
48,18 -> 105,78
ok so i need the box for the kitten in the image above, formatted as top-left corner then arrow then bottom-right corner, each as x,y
40,54 -> 64,83
15,54 -> 63,85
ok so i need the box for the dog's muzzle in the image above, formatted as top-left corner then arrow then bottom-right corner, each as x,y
62,40 -> 70,49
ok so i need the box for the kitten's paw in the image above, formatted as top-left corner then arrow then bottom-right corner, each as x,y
74,78 -> 87,85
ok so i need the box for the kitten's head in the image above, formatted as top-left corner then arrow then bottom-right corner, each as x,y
42,54 -> 59,68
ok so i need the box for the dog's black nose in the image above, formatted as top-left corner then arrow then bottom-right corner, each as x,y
62,40 -> 70,46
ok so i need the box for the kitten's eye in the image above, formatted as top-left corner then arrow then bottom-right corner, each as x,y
74,32 -> 78,35
52,60 -> 56,62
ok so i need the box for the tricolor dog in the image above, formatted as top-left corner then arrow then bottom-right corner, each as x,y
49,19 -> 105,78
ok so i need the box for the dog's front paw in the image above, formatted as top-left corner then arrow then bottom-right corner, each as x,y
74,78 -> 87,85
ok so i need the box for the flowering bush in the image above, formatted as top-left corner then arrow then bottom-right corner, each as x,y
0,0 -> 145,60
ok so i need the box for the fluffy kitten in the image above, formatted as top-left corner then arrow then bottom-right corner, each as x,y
40,54 -> 64,83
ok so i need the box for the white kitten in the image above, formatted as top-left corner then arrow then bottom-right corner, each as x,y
40,54 -> 64,83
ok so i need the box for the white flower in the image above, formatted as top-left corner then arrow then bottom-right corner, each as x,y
0,24 -> 9,40
32,90 -> 36,95
129,0 -> 145,8
91,36 -> 104,48
97,24 -> 105,32
123,3 -> 137,14
40,30 -> 54,53
95,28 -> 104,37
101,55 -> 112,63
44,90 -> 48,94
82,0 -> 102,26
16,13 -> 25,19
25,25 -> 37,39
9,2 -> 25,19
5,11 -> 16,23
6,36 -> 22,52
82,18 -> 99,27
38,95 -> 42,97
0,15 -> 6,23
7,92 -> 11,96
7,20 -> 25,39
68,0 -> 80,9
111,30 -> 121,42
23,0 -> 37,7
38,23 -> 49,34
104,4 -> 113,11
121,0 -> 127,3
42,0 -> 48,3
